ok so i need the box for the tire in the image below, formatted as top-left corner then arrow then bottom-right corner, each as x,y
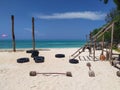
112,60 -> 120,66
31,51 -> 39,58
116,71 -> 120,77
26,50 -> 38,53
17,58 -> 29,63
55,54 -> 65,58
34,56 -> 44,63
69,59 -> 79,64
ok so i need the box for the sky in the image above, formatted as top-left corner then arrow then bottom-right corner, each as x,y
0,0 -> 116,40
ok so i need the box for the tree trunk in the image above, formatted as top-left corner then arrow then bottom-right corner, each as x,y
32,17 -> 35,50
11,15 -> 16,52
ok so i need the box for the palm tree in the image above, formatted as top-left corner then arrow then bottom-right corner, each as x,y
114,0 -> 120,10
32,17 -> 35,50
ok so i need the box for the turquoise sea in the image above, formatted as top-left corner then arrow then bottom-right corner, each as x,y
0,40 -> 86,49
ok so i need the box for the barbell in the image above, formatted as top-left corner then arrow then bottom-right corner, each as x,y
29,71 -> 72,77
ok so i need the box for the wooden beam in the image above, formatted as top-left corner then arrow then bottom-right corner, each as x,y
87,56 -> 91,61
32,17 -> 35,50
101,35 -> 104,55
93,24 -> 113,41
93,40 -> 96,61
11,15 -> 16,52
110,22 -> 114,60
92,22 -> 112,39
71,47 -> 82,56
79,56 -> 81,61
83,56 -> 86,61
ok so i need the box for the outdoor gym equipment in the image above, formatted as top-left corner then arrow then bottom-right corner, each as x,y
29,71 -> 72,77
86,62 -> 95,77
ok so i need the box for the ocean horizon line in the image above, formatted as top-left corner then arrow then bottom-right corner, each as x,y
0,40 -> 86,49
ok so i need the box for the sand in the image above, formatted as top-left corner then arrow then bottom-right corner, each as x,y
0,48 -> 120,90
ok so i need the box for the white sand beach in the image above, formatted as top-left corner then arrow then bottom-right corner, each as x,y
0,48 -> 120,90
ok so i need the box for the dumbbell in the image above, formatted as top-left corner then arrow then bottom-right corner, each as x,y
86,62 -> 95,77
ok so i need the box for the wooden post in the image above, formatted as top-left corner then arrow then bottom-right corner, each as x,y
110,22 -> 114,60
89,31 -> 92,40
32,17 -> 35,50
11,15 -> 16,52
100,35 -> 106,61
101,35 -> 104,55
93,40 -> 96,61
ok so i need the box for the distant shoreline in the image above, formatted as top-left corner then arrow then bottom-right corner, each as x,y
0,40 -> 86,49
0,47 -> 80,52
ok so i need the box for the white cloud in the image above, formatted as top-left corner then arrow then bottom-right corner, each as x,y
36,11 -> 106,20
24,28 -> 45,36
1,34 -> 8,37
24,28 -> 32,32
24,28 -> 38,34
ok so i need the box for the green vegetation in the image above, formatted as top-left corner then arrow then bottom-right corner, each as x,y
114,0 -> 120,10
91,0 -> 120,49
113,48 -> 120,52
